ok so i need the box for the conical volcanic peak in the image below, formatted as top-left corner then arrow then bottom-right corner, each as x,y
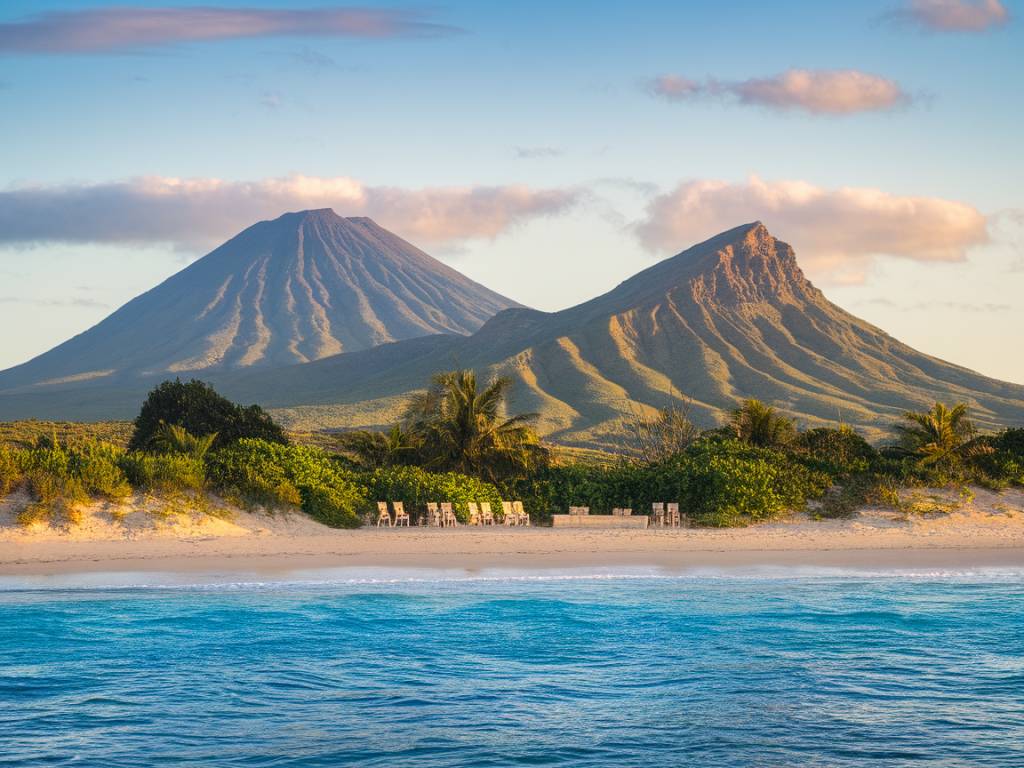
0,210 -> 519,391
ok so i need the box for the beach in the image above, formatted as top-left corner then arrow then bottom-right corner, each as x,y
2,487 -> 1023,576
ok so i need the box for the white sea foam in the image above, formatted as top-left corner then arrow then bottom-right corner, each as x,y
2,563 -> 1023,593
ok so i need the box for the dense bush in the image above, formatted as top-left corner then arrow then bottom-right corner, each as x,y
363,465 -> 504,523
207,439 -> 365,528
509,438 -> 830,526
0,445 -> 21,496
71,442 -> 132,500
128,379 -> 287,452
16,442 -> 130,526
119,452 -> 206,494
968,428 -> 1024,488
792,427 -> 879,478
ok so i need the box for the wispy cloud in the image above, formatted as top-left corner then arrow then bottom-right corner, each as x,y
514,146 -> 565,159
0,175 -> 580,250
634,176 -> 989,283
855,298 -> 1011,312
0,6 -> 459,55
0,295 -> 109,309
647,69 -> 910,115
884,0 -> 1009,32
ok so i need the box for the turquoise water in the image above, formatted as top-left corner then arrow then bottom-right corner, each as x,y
1,567 -> 1023,767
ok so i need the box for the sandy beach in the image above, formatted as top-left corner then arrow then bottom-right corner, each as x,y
1,487 -> 1022,577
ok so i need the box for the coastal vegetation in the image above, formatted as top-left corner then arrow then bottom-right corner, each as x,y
1,374 -> 1022,530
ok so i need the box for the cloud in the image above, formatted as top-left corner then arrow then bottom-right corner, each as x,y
634,176 -> 989,283
0,175 -> 580,251
647,69 -> 910,115
0,6 -> 459,55
514,146 -> 565,159
886,0 -> 1009,32
855,298 -> 1011,312
0,295 -> 109,309
259,90 -> 284,110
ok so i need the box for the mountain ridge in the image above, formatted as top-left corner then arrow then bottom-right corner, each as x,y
212,221 -> 1024,445
0,209 -> 519,390
1,219 -> 1021,447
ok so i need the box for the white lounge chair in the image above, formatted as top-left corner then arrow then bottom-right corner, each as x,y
441,502 -> 458,527
651,502 -> 665,527
376,501 -> 392,528
426,502 -> 441,527
393,501 -> 410,527
666,502 -> 680,528
467,501 -> 481,526
513,500 -> 529,526
501,500 -> 515,525
480,502 -> 495,525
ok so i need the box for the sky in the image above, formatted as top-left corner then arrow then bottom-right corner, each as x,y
0,0 -> 1022,382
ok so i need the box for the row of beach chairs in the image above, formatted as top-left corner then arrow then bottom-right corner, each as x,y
375,501 -> 530,527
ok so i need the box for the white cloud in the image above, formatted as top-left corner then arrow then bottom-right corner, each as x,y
0,6 -> 457,54
0,175 -> 580,251
635,176 -> 989,283
647,69 -> 909,115
888,0 -> 1009,32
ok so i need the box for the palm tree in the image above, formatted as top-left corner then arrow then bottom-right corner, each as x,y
406,369 -> 548,481
334,424 -> 421,469
152,423 -> 217,460
894,402 -> 976,468
729,399 -> 796,448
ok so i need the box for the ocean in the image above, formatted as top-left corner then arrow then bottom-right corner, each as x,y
1,567 -> 1022,767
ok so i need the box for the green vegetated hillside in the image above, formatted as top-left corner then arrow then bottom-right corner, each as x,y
2,219 -> 1022,449
220,222 -> 1024,449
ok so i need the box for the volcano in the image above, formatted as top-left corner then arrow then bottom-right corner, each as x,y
217,221 -> 1024,445
2,220 -> 1022,443
0,209 -> 517,390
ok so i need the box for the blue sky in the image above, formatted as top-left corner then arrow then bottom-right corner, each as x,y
1,0 -> 1022,382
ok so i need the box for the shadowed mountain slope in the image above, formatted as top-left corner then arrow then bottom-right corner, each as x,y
0,209 -> 517,391
1,222 -> 1022,446
218,222 -> 1024,446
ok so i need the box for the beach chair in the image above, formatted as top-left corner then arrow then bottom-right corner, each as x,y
651,502 -> 665,528
467,501 -> 481,526
622,508 -> 633,516
501,501 -> 515,525
513,500 -> 529,526
376,501 -> 392,528
426,502 -> 441,527
666,502 -> 680,528
441,502 -> 457,527
393,501 -> 410,527
480,502 -> 495,525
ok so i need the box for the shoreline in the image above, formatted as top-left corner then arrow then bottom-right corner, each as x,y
4,487 -> 1023,578
4,527 -> 1024,578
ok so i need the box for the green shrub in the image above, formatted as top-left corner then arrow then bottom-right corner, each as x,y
18,466 -> 87,527
119,452 -> 206,493
792,427 -> 878,478
299,484 -> 362,529
207,439 -> 365,528
508,438 -> 829,527
655,440 -> 830,526
0,445 -> 21,496
128,379 -> 287,452
363,465 -> 504,523
69,441 -> 131,500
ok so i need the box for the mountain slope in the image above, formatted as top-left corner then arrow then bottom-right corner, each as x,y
0,209 -> 517,391
218,222 -> 1024,445
2,221 -> 1022,445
